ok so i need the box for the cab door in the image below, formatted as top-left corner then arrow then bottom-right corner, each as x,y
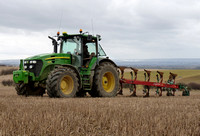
82,39 -> 97,67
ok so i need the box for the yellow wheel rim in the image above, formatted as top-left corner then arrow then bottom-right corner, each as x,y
60,75 -> 74,95
102,72 -> 115,92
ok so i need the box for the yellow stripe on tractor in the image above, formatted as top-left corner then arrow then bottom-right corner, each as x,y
45,57 -> 70,60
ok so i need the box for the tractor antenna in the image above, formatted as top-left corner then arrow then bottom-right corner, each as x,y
58,9 -> 63,33
91,18 -> 94,35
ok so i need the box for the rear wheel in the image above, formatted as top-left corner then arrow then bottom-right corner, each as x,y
90,62 -> 119,97
46,67 -> 79,98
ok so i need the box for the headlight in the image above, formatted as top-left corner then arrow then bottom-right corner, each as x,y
30,61 -> 33,64
24,65 -> 27,69
24,61 -> 28,64
29,65 -> 33,69
32,60 -> 37,64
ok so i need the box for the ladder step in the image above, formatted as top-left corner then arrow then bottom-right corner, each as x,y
82,74 -> 90,76
82,73 -> 91,90
83,83 -> 90,85
82,78 -> 90,81
81,68 -> 88,70
83,88 -> 91,91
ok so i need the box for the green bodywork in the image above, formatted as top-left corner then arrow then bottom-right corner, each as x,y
13,53 -> 71,83
13,53 -> 99,90
13,32 -> 111,91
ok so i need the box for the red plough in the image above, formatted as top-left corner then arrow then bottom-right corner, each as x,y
118,66 -> 190,97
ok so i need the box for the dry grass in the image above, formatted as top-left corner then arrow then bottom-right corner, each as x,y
0,66 -> 199,135
0,67 -> 17,76
178,75 -> 200,84
0,66 -> 17,88
0,88 -> 199,136
188,82 -> 200,90
1,80 -> 14,86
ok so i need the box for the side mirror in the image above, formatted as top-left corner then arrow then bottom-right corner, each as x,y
96,35 -> 101,41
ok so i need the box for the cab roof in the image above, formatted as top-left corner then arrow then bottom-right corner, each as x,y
57,30 -> 102,41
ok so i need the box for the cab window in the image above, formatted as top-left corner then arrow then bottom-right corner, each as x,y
85,42 -> 96,55
61,37 -> 81,55
98,44 -> 106,56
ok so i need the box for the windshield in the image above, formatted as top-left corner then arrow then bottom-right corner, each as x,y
60,36 -> 81,55
98,44 -> 106,56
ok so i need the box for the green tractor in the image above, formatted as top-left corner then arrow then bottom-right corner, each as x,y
13,30 -> 119,97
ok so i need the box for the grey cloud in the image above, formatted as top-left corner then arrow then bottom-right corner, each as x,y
0,0 -> 200,60
0,0 -> 109,31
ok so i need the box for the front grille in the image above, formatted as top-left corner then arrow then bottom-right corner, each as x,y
24,60 -> 43,77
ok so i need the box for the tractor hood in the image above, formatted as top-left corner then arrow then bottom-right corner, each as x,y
21,53 -> 72,79
25,53 -> 51,60
25,53 -> 70,60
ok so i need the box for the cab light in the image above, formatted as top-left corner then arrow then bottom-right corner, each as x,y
62,32 -> 67,36
80,29 -> 83,34
29,65 -> 33,69
32,60 -> 37,64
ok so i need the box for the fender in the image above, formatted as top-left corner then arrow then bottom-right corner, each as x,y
98,58 -> 118,67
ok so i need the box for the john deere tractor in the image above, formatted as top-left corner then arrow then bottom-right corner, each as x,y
13,30 -> 119,97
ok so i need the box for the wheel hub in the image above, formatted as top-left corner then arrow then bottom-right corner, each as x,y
61,80 -> 68,90
102,72 -> 115,93
60,75 -> 74,95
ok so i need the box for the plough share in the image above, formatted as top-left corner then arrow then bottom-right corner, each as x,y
118,66 -> 190,97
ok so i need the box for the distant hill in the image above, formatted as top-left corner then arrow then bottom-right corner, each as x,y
0,58 -> 200,69
114,58 -> 200,69
0,59 -> 19,66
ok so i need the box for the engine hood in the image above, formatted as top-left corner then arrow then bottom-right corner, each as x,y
24,53 -> 70,60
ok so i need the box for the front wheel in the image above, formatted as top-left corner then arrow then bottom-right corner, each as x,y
15,82 -> 45,96
90,62 -> 119,97
46,67 -> 79,98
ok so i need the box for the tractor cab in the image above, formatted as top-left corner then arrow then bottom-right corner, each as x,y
57,30 -> 106,68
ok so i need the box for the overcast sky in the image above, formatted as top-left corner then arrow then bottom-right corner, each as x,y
0,0 -> 200,60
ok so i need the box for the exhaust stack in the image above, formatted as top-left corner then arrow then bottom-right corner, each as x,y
48,36 -> 58,53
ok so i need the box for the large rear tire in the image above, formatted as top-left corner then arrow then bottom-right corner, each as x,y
46,67 -> 79,98
90,62 -> 119,97
15,82 -> 45,96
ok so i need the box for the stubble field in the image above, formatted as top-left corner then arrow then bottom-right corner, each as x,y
0,66 -> 199,135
